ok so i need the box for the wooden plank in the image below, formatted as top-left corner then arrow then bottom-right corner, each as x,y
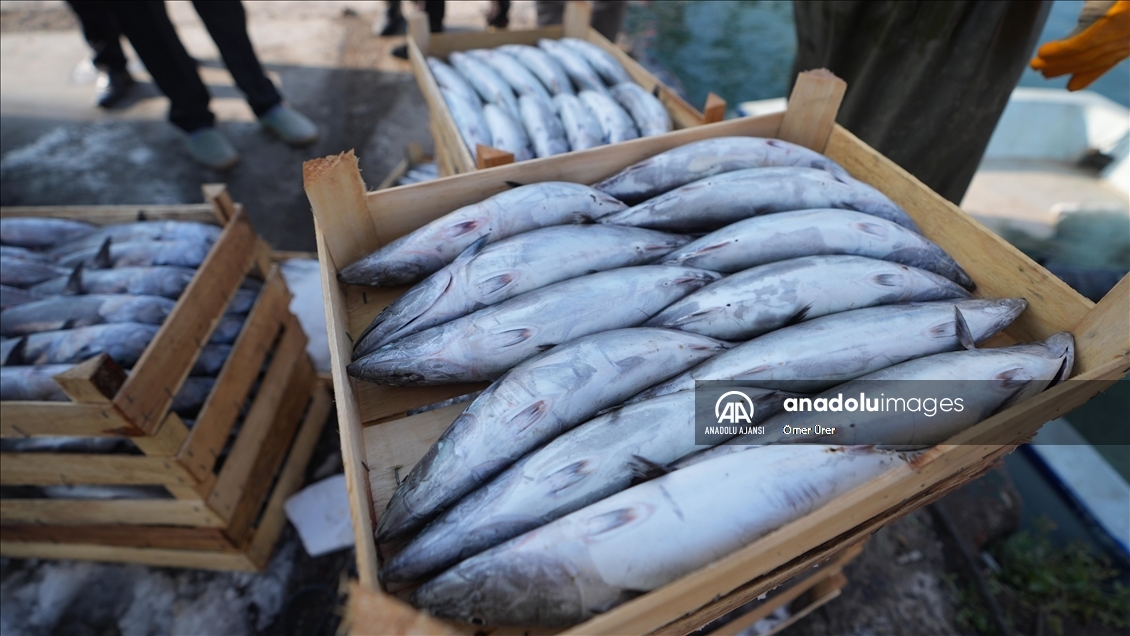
702,93 -> 726,124
344,581 -> 460,636
317,224 -> 383,589
776,69 -> 846,153
358,382 -> 483,426
365,402 -> 465,516
0,540 -> 257,571
408,11 -> 430,56
0,453 -> 201,487
131,411 -> 190,457
824,125 -> 1095,345
115,210 -> 258,433
177,270 -> 289,482
409,36 -> 476,174
1,524 -> 239,552
759,573 -> 846,636
0,402 -> 132,437
53,355 -> 125,404
0,204 -> 218,225
378,158 -> 412,191
201,183 -> 236,223
424,26 -> 563,58
476,145 -> 515,170
304,151 -> 382,269
562,0 -> 592,39
1070,273 -> 1130,375
206,318 -> 308,518
0,499 -> 225,527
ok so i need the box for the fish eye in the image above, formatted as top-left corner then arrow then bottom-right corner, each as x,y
470,616 -> 486,626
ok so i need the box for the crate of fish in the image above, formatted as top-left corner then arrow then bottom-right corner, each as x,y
0,187 -> 333,571
305,69 -> 1129,634
408,1 -> 724,176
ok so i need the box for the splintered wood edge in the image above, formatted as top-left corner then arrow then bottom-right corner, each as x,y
53,354 -> 125,404
302,151 -> 355,186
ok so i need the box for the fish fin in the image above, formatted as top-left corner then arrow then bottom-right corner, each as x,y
63,263 -> 84,295
534,343 -> 556,353
871,273 -> 901,287
503,180 -> 524,189
547,459 -> 591,494
615,355 -> 646,372
854,220 -> 887,237
651,85 -> 660,97
573,212 -> 595,224
509,400 -> 548,433
954,307 -> 976,350
627,455 -> 670,485
447,220 -> 482,238
591,590 -> 648,614
783,303 -> 812,327
136,210 -> 148,221
477,273 -> 515,296
587,507 -> 639,537
4,337 -> 27,365
454,235 -> 490,263
492,328 -> 533,347
1050,351 -> 1073,387
93,237 -> 113,269
61,319 -> 77,330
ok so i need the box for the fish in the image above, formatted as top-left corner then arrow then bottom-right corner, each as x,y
0,217 -> 96,249
631,298 -> 1027,400
470,49 -> 554,103
609,83 -> 671,137
48,221 -> 222,258
30,265 -> 198,298
0,364 -> 72,401
412,445 -> 905,626
19,323 -> 159,367
560,38 -> 633,85
374,328 -> 734,542
482,103 -> 534,162
382,389 -> 784,583
0,245 -> 51,262
440,88 -> 492,162
579,90 -> 639,143
192,344 -> 231,376
56,238 -> 213,269
349,266 -> 721,385
208,314 -> 245,345
0,285 -> 46,311
171,376 -> 216,417
0,438 -> 133,454
0,256 -> 69,288
662,209 -> 974,289
449,51 -> 520,117
519,95 -> 570,158
0,294 -> 174,337
594,136 -> 856,204
338,182 -> 626,287
498,44 -> 574,95
645,256 -> 970,341
600,167 -> 919,232
553,93 -> 605,151
428,57 -> 481,106
0,338 -> 21,365
40,485 -> 169,499
353,225 -> 689,356
227,288 -> 259,315
538,39 -> 608,94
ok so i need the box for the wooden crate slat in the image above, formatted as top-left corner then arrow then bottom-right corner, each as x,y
0,540 -> 257,571
0,499 -> 226,527
0,402 -> 133,437
1069,272 -> 1130,374
0,524 -> 241,552
131,412 -> 190,457
0,204 -> 217,225
0,453 -> 202,487
365,402 -> 466,516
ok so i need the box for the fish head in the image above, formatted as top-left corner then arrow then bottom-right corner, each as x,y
347,328 -> 463,385
956,298 -> 1028,342
135,298 -> 175,324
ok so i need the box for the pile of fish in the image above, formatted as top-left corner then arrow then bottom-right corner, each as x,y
1,217 -> 257,462
429,38 -> 671,164
338,137 -> 1074,627
393,162 -> 439,187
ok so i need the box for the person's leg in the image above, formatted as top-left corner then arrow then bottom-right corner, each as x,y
489,0 -> 510,29
591,1 -> 626,42
536,0 -> 565,27
424,0 -> 445,33
382,1 -> 406,36
66,0 -> 128,72
190,0 -> 281,117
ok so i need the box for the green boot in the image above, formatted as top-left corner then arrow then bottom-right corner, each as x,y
186,127 -> 240,169
259,103 -> 319,146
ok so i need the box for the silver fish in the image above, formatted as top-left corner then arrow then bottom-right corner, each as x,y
353,225 -> 689,356
538,39 -> 608,94
645,256 -> 970,340
471,49 -> 554,103
662,209 -> 974,289
1,438 -> 132,454
519,95 -> 570,158
482,103 -> 534,161
48,221 -> 222,258
0,284 -> 46,311
41,485 -> 168,499
0,364 -> 72,401
192,344 -> 231,376
553,93 -> 605,151
610,82 -> 671,137
338,182 -> 625,287
57,238 -> 213,269
441,87 -> 492,162
600,167 -> 919,232
449,51 -> 520,117
208,313 -> 245,345
594,136 -> 855,204
0,338 -> 20,365
0,256 -> 68,288
632,299 -> 1027,400
349,266 -> 721,385
31,265 -> 197,298
0,245 -> 50,262
382,389 -> 783,583
375,328 -> 733,542
579,90 -> 639,143
227,288 -> 259,315
1,294 -> 174,337
0,217 -> 96,249
20,323 -> 159,367
498,44 -> 574,95
428,56 -> 481,106
560,37 -> 633,85
412,445 -> 904,626
171,376 -> 216,416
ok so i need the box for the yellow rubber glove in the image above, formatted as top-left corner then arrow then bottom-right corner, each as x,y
1030,0 -> 1130,90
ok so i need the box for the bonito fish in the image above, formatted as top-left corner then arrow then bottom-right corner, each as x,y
0,245 -> 50,262
632,299 -> 1026,400
594,136 -> 855,204
646,256 -> 970,340
383,389 -> 784,582
441,88 -> 492,162
0,217 -> 96,249
471,49 -> 553,103
428,57 -> 480,106
610,83 -> 671,137
663,209 -> 974,289
579,90 -> 639,143
353,225 -> 688,356
349,266 -> 720,385
519,95 -> 570,158
449,51 -> 520,117
57,238 -> 212,269
0,285 -> 46,311
601,167 -> 919,232
554,93 -> 604,151
539,39 -> 608,94
19,323 -> 160,367
412,444 -> 905,626
0,256 -> 68,288
0,364 -> 72,401
338,182 -> 626,287
560,37 -> 633,85
1,294 -> 174,337
31,265 -> 198,298
49,221 -> 222,257
375,328 -> 733,541
498,45 -> 574,96
483,103 -> 534,161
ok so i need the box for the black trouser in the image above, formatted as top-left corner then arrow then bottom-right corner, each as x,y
98,1 -> 282,132
791,1 -> 1051,204
66,0 -> 128,73
386,1 -> 446,32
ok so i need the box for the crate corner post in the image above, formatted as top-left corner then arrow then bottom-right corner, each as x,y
303,151 -> 380,268
563,1 -> 593,39
703,92 -> 727,124
475,145 -> 515,170
777,68 -> 847,153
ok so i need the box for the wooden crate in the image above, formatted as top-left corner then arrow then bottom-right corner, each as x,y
409,1 -> 725,176
304,70 -> 1130,634
0,189 -> 334,571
